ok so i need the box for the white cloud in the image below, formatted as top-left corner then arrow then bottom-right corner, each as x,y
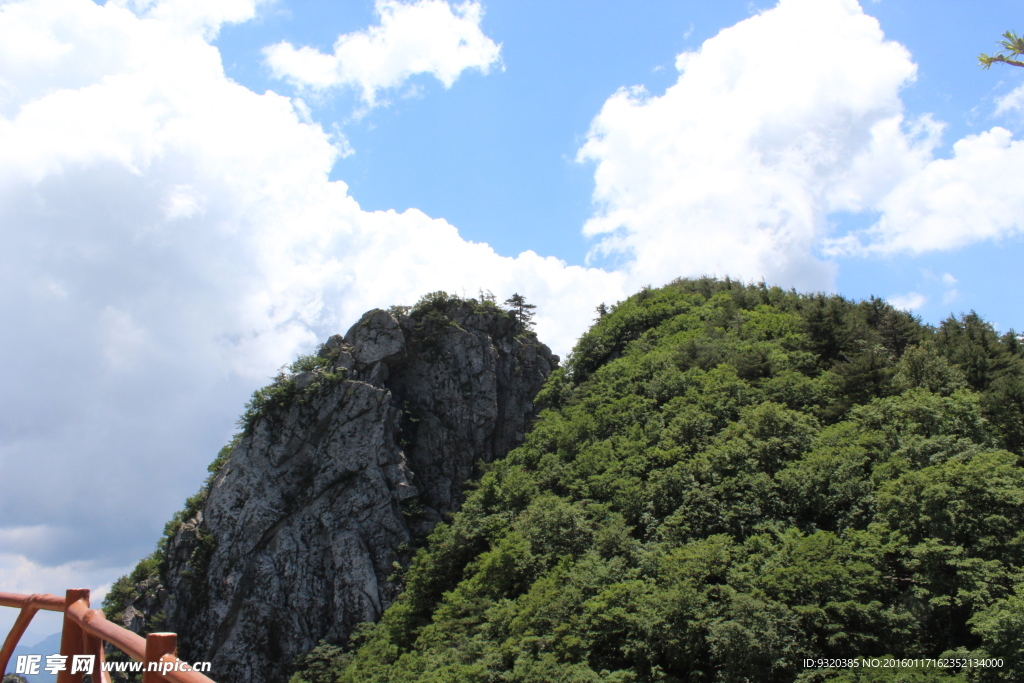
578,0 -> 1024,288
941,272 -> 957,286
995,83 -> 1024,116
0,0 -> 620,592
888,291 -> 927,311
163,184 -> 206,221
263,0 -> 502,106
578,0 -> 924,291
110,0 -> 266,38
845,127 -> 1024,253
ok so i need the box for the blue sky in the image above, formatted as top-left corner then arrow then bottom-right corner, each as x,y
1,0 -> 1023,644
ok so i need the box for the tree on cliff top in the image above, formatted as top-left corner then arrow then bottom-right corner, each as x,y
504,293 -> 537,330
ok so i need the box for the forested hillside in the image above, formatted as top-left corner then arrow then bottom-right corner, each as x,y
293,278 -> 1024,683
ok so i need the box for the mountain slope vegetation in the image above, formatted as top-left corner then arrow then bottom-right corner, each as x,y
295,278 -> 1024,682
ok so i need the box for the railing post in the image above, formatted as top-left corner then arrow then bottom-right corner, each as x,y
143,632 -> 177,683
57,588 -> 89,683
82,617 -> 110,683
0,598 -> 40,676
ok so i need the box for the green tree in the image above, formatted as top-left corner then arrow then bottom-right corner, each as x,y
979,30 -> 1024,69
504,292 -> 537,330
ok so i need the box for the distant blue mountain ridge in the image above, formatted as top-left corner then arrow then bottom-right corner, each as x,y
9,632 -> 61,683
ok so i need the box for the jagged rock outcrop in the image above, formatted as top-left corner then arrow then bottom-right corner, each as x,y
131,299 -> 557,683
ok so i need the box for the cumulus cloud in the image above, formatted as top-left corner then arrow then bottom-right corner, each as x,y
888,291 -> 927,311
263,0 -> 502,106
840,127 -> 1024,253
578,0 -> 924,290
577,0 -> 1024,289
111,0 -> 267,38
0,0 -> 619,593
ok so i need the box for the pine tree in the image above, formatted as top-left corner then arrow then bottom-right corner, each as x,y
504,293 -> 537,330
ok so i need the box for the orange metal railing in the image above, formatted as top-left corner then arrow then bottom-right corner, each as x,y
0,588 -> 216,683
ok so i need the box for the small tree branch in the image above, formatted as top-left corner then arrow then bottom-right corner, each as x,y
979,54 -> 1024,69
980,30 -> 1024,69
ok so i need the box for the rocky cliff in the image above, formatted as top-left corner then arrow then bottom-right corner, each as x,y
115,294 -> 557,683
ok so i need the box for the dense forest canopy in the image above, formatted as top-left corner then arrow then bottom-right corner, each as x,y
292,278 -> 1024,683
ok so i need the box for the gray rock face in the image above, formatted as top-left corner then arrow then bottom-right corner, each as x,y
345,309 -> 406,366
140,301 -> 557,683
